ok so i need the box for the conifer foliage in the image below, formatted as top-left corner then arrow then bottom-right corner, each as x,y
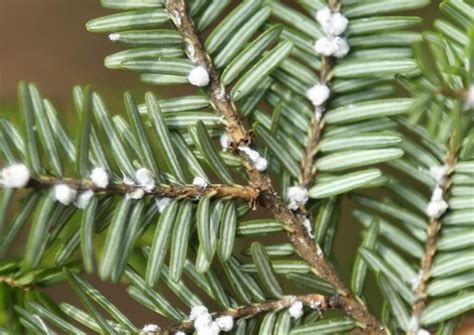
0,0 -> 473,334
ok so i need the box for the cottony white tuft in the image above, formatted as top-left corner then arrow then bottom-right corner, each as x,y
288,300 -> 304,319
430,165 -> 447,184
196,321 -> 220,335
142,324 -> 160,333
220,133 -> 231,151
315,7 -> 332,28
108,33 -> 120,41
127,188 -> 145,200
190,305 -> 208,321
175,332 -> 185,335
193,176 -> 208,188
314,36 -> 337,56
188,66 -> 210,87
0,163 -> 30,188
136,168 -> 155,192
426,198 -> 448,219
306,84 -> 330,107
90,167 -> 109,188
417,329 -> 431,335
465,85 -> 474,110
75,190 -> 94,209
239,146 -> 268,172
54,184 -> 77,205
287,186 -> 309,210
324,12 -> 349,36
255,156 -> 268,172
194,313 -> 212,330
216,315 -> 234,331
332,37 -> 350,58
156,197 -> 171,213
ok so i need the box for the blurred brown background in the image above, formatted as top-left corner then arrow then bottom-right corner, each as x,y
0,0 -> 473,333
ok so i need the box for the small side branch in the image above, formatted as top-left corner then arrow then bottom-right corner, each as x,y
410,136 -> 457,328
15,176 -> 259,202
158,294 -> 336,334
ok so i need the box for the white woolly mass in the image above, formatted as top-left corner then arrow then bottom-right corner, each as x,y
193,176 -> 208,188
75,190 -> 94,209
156,197 -> 171,213
239,146 -> 268,172
332,37 -> 350,58
417,329 -> 431,335
408,316 -> 429,335
108,33 -> 120,41
220,133 -> 231,151
288,300 -> 304,319
315,7 -> 332,28
314,36 -> 350,58
215,315 -> 234,331
0,163 -> 30,188
190,305 -> 208,321
426,185 -> 448,219
142,324 -> 160,333
325,12 -> 349,36
175,332 -> 185,335
54,184 -> 77,205
411,271 -> 422,291
314,36 -> 337,56
465,85 -> 474,110
287,186 -> 309,210
306,84 -> 330,107
136,168 -> 155,192
127,188 -> 145,200
188,66 -> 210,87
426,198 -> 448,219
196,321 -> 220,335
303,218 -> 314,238
194,313 -> 212,330
90,167 -> 109,188
430,165 -> 447,184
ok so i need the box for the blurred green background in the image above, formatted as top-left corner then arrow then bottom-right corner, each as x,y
1,0 -> 473,332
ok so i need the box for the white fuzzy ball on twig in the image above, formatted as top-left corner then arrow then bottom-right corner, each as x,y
288,300 -> 304,319
75,190 -> 94,209
193,176 -> 208,188
156,197 -> 171,213
216,315 -> 234,331
188,66 -> 210,87
287,186 -> 309,210
306,84 -> 330,107
136,168 -> 155,192
0,163 -> 30,188
54,184 -> 77,205
90,167 -> 109,188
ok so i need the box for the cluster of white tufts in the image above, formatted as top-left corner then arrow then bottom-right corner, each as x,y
238,146 -> 268,172
90,167 -> 109,188
314,7 -> 350,58
0,163 -> 30,188
288,300 -> 304,319
408,316 -> 430,335
54,184 -> 77,205
426,164 -> 449,219
193,176 -> 208,188
142,324 -> 160,334
287,186 -> 309,210
190,306 -> 234,335
188,65 -> 210,87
